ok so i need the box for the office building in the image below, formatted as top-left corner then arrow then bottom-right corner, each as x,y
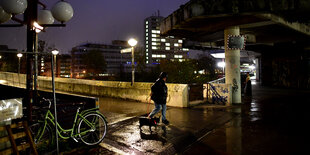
71,41 -> 131,78
144,15 -> 189,64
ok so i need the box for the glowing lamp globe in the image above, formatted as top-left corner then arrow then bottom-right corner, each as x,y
0,6 -> 12,23
38,10 -> 54,25
128,38 -> 138,47
1,0 -> 27,14
51,1 -> 73,22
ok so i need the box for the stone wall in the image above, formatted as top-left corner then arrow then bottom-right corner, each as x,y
0,72 -> 189,107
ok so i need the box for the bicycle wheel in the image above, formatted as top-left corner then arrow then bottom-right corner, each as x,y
30,122 -> 54,152
78,113 -> 107,145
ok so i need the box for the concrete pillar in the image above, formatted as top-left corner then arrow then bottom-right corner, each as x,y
224,26 -> 241,104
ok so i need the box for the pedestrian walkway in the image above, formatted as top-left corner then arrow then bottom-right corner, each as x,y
61,96 -> 238,154
63,81 -> 310,154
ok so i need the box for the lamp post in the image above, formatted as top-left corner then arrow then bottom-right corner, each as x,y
0,0 -> 74,122
51,49 -> 59,155
128,38 -> 137,86
17,53 -> 23,86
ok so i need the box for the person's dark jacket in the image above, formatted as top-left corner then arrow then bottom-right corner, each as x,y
151,78 -> 167,104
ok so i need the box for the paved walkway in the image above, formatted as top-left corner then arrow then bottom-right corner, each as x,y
63,81 -> 310,154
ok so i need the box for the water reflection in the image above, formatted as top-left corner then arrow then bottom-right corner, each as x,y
226,107 -> 242,155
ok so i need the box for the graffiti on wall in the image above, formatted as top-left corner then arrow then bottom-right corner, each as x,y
210,84 -> 229,104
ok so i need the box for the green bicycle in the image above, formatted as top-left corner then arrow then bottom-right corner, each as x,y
30,98 -> 108,150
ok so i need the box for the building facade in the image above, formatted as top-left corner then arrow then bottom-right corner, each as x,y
71,41 -> 131,78
144,16 -> 189,64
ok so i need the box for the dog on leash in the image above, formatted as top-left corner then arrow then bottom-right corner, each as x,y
139,115 -> 160,132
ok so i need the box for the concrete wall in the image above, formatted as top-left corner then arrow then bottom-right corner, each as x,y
0,72 -> 189,107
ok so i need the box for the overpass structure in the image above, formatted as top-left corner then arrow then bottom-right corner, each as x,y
160,0 -> 310,103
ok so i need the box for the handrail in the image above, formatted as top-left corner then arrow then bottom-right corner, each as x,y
209,77 -> 225,84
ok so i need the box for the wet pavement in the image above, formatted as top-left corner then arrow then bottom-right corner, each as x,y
63,81 -> 310,155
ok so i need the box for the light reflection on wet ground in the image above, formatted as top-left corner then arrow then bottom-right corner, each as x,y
65,82 -> 310,154
183,83 -> 310,155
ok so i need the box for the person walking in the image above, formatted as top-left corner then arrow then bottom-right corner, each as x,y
148,72 -> 169,125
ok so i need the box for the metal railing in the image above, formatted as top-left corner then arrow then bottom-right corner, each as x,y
205,77 -> 226,105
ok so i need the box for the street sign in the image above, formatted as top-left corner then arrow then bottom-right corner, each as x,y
227,35 -> 246,50
121,47 -> 132,53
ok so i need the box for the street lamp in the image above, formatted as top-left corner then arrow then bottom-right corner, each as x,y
51,49 -> 59,154
0,0 -> 74,123
17,53 -> 23,86
128,38 -> 137,86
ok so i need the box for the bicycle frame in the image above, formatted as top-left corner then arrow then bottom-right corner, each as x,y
36,107 -> 100,141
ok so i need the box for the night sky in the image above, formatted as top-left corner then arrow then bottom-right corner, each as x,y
0,0 -> 189,53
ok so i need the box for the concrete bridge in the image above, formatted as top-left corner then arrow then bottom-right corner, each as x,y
0,72 -> 190,107
160,0 -> 310,103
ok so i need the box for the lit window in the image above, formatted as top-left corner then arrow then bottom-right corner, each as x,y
161,39 -> 166,42
146,33 -> 148,36
152,46 -> 157,49
146,21 -> 148,24
165,43 -> 170,46
161,55 -> 166,58
174,43 -> 179,47
151,30 -> 157,34
146,61 -> 148,63
146,25 -> 148,28
178,40 -> 183,43
182,48 -> 189,51
165,47 -> 170,50
152,38 -> 157,41
146,53 -> 148,56
152,42 -> 157,45
146,37 -> 148,40
146,49 -> 148,51
174,55 -> 183,58
146,29 -> 148,32
152,34 -> 158,37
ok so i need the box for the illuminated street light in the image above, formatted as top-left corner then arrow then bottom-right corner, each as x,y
51,49 -> 59,154
128,38 -> 138,47
128,38 -> 137,86
33,21 -> 43,33
17,53 -> 23,58
52,50 -> 59,55
17,53 -> 23,86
